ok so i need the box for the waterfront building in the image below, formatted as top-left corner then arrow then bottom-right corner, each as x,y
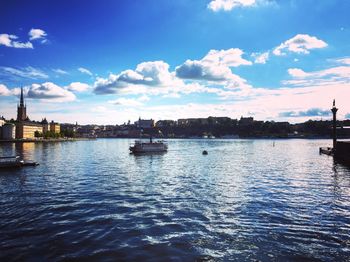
135,118 -> 155,129
2,123 -> 16,140
177,118 -> 209,126
156,120 -> 175,127
49,121 -> 60,134
41,118 -> 49,133
239,116 -> 254,125
13,87 -> 59,139
16,122 -> 43,139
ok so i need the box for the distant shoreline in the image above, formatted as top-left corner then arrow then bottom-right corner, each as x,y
0,138 -> 95,143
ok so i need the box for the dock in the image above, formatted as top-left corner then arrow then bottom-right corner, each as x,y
319,100 -> 350,165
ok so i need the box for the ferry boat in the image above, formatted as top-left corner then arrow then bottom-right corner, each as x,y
129,137 -> 168,154
0,156 -> 24,168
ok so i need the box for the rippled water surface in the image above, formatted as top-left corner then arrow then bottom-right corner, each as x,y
1,139 -> 350,261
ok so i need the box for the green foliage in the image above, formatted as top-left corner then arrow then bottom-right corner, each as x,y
44,131 -> 60,139
61,129 -> 76,138
34,131 -> 43,138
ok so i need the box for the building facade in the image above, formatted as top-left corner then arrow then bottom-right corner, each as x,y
50,121 -> 60,133
135,118 -> 155,129
16,122 -> 43,139
2,123 -> 16,140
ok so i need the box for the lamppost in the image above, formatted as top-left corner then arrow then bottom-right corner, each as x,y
331,99 -> 338,150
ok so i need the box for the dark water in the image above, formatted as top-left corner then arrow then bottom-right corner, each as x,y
0,139 -> 350,261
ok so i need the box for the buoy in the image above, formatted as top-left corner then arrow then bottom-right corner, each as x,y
202,150 -> 208,155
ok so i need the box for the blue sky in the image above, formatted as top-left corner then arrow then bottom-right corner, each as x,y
1,0 -> 350,124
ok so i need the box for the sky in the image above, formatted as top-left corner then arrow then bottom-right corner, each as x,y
0,0 -> 350,125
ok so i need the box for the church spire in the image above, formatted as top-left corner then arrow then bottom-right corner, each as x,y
17,86 -> 27,121
20,86 -> 24,107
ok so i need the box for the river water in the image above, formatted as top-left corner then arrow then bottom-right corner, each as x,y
0,139 -> 349,261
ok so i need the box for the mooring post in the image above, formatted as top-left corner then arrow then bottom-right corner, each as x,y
331,99 -> 338,150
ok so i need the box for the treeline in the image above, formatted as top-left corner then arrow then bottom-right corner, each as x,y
152,119 -> 350,138
34,130 -> 76,139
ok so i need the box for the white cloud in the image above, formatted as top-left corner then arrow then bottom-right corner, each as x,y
287,66 -> 350,80
175,48 -> 251,88
335,57 -> 350,65
175,49 -> 251,82
108,98 -> 144,107
202,48 -> 252,67
52,68 -> 68,75
0,66 -> 48,79
0,34 -> 33,49
252,51 -> 269,64
287,68 -> 310,78
94,61 -> 180,94
94,50 -> 252,97
27,82 -> 76,102
175,60 -> 236,81
208,0 -> 256,12
66,82 -> 90,92
0,84 -> 11,96
273,34 -> 327,56
78,67 -> 93,76
29,28 -> 47,42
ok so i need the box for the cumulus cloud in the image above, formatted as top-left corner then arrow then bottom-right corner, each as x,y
78,67 -> 93,76
287,68 -> 310,78
94,61 -> 178,94
176,60 -> 234,81
27,82 -> 76,102
0,34 -> 33,49
202,48 -> 252,67
0,84 -> 11,96
0,66 -> 48,79
29,28 -> 47,42
273,34 -> 327,56
252,51 -> 269,64
66,82 -> 90,92
208,0 -> 255,12
175,49 -> 252,82
94,50 -> 252,97
175,48 -> 251,89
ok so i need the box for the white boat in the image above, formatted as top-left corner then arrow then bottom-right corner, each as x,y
129,138 -> 168,153
0,156 -> 24,168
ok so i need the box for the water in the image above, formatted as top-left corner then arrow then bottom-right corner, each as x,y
0,139 -> 350,261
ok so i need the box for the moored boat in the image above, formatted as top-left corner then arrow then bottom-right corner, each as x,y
0,156 -> 24,168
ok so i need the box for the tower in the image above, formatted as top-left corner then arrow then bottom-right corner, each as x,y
17,87 -> 27,121
331,99 -> 338,150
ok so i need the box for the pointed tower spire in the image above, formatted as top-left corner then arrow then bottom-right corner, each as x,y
17,86 -> 27,121
20,86 -> 24,107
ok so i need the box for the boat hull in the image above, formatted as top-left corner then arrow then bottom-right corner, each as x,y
0,162 -> 22,168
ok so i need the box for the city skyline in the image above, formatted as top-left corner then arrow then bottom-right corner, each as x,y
1,0 -> 350,125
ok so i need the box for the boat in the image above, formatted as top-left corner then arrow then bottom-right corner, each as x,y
0,156 -> 39,168
0,156 -> 24,168
129,137 -> 168,154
